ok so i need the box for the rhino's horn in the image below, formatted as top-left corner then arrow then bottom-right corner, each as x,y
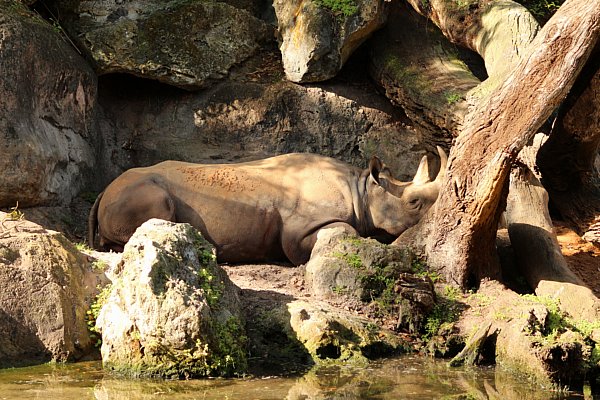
412,155 -> 430,185
434,146 -> 448,183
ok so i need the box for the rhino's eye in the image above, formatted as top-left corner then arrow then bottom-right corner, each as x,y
408,198 -> 421,209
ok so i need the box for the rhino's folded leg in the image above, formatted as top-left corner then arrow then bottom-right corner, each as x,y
284,222 -> 359,266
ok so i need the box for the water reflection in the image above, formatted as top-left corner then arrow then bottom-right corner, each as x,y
0,356 -> 592,400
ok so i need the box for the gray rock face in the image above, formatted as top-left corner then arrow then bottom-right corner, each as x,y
0,3 -> 98,208
274,0 -> 386,82
0,212 -> 105,367
96,219 -> 247,378
98,78 -> 425,186
55,0 -> 271,89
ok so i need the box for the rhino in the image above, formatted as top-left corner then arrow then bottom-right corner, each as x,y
88,148 -> 447,265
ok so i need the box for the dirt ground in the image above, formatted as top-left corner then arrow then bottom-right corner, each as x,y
554,222 -> 600,297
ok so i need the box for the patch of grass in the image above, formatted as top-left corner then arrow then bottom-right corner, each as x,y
467,292 -> 493,308
332,285 -> 348,295
92,259 -> 109,271
75,242 -> 93,252
521,294 -> 565,335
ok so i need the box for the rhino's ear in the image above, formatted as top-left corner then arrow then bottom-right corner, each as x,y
369,156 -> 384,185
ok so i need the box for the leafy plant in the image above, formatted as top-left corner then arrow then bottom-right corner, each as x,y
423,286 -> 463,340
86,284 -> 113,347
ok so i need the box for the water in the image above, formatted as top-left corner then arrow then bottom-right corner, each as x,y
0,356 -> 593,400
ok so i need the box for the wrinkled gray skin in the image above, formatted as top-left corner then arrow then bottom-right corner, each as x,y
89,150 -> 446,265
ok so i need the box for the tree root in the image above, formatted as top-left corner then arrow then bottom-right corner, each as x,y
445,280 -> 599,391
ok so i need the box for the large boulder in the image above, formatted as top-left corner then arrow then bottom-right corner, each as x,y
305,228 -> 436,333
0,211 -> 105,367
274,0 -> 386,82
96,219 -> 247,378
52,0 -> 272,89
0,1 -> 98,208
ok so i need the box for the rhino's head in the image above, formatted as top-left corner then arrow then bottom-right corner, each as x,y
366,146 -> 447,238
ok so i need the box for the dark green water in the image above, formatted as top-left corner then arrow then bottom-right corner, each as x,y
0,356 -> 593,399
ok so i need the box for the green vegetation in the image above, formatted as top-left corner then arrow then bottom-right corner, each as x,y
515,0 -> 565,22
112,315 -> 248,378
332,285 -> 348,295
192,233 -> 223,307
91,259 -> 108,271
315,0 -> 358,17
423,285 -> 463,340
197,266 -> 223,307
333,251 -> 364,269
444,91 -> 463,105
75,242 -> 92,252
411,258 -> 442,283
86,284 -> 113,347
209,316 -> 248,376
79,191 -> 99,204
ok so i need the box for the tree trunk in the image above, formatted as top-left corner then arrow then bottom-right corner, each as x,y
398,0 -> 600,288
505,158 -> 600,322
404,0 -> 539,93
538,47 -> 600,244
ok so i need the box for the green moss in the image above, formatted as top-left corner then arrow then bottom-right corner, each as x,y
333,251 -> 363,269
191,232 -> 223,307
444,91 -> 463,105
106,315 -> 247,378
314,0 -> 358,17
521,294 -> 566,336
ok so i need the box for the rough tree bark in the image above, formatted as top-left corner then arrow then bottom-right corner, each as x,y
396,0 -> 600,288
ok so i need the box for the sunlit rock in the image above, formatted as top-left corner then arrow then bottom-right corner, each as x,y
0,212 -> 105,367
96,219 -> 247,378
274,0 -> 386,82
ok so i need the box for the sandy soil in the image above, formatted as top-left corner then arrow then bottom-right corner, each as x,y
555,222 -> 600,297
